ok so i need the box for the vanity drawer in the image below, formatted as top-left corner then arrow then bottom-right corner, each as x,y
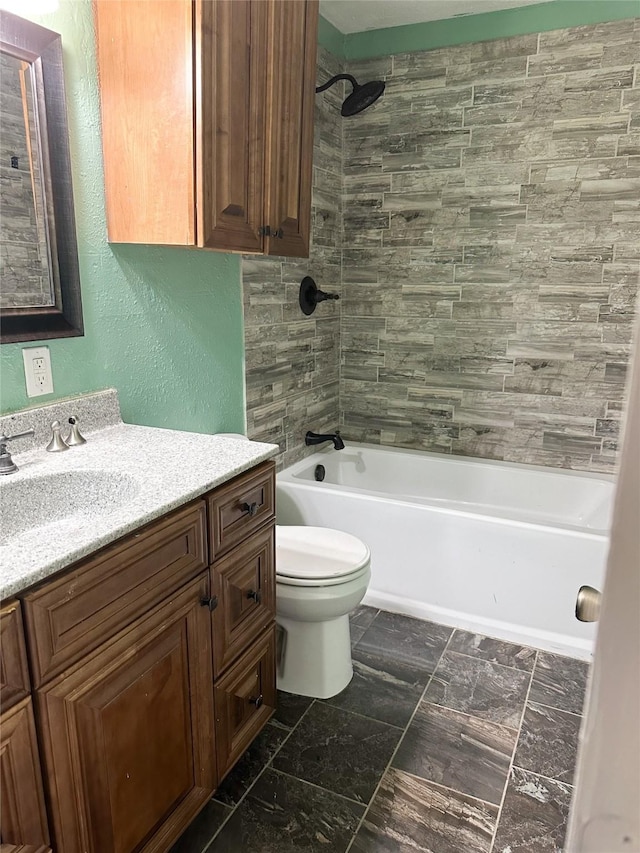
214,625 -> 276,781
207,461 -> 275,562
0,601 -> 31,710
211,522 -> 275,675
23,501 -> 208,687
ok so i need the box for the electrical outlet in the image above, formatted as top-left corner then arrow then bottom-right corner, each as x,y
22,346 -> 54,397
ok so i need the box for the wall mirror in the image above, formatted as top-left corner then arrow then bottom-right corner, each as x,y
0,10 -> 83,343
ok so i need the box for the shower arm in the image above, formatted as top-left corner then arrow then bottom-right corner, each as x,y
315,74 -> 358,94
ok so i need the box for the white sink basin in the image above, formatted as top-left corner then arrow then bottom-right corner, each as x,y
0,470 -> 140,544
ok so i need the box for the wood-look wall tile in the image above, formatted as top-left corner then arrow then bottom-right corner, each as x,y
528,44 -> 603,77
244,27 -> 638,472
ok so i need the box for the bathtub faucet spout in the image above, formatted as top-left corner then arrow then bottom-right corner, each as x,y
305,431 -> 345,450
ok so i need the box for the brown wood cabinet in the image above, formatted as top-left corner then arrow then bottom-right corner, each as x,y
0,603 -> 51,852
36,573 -> 216,853
94,0 -> 318,258
4,460 -> 276,853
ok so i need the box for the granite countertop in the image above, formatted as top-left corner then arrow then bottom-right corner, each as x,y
0,423 -> 278,599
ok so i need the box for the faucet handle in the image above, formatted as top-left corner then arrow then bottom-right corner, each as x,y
67,416 -> 87,446
0,427 -> 35,447
0,428 -> 35,475
46,421 -> 69,453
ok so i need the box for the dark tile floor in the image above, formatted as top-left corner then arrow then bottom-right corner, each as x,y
171,607 -> 590,853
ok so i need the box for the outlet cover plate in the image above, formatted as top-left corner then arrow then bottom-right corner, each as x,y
22,346 -> 54,397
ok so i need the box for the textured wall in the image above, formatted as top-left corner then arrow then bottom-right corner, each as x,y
340,18 -> 639,473
0,0 -> 245,437
242,46 -> 343,468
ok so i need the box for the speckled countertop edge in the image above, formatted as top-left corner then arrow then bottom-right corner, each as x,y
0,422 -> 278,599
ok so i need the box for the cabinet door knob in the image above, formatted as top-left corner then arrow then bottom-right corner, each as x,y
241,501 -> 259,517
246,589 -> 261,604
249,694 -> 263,708
200,595 -> 218,612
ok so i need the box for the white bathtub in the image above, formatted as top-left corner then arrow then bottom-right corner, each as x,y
276,444 -> 615,660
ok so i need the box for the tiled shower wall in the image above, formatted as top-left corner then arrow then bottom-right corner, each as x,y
244,18 -> 640,473
341,18 -> 639,472
242,46 -> 343,468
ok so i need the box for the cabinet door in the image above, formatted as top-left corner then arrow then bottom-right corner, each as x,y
94,0 -> 196,245
36,574 -> 216,853
264,0 -> 318,258
0,698 -> 51,851
196,0 -> 267,252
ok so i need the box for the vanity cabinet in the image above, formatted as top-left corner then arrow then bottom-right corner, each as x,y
8,460 -> 276,853
94,0 -> 318,257
0,602 -> 51,852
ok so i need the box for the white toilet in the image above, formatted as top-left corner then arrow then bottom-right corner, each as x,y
275,525 -> 371,699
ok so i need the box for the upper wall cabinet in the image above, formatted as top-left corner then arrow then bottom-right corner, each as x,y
94,0 -> 318,258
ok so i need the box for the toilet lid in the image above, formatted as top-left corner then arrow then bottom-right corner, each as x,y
276,526 -> 370,581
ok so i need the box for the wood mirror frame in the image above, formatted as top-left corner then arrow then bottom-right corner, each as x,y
0,11 -> 83,344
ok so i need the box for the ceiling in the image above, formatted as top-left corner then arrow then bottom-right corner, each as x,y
319,0 -> 554,34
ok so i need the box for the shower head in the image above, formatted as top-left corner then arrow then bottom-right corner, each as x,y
341,79 -> 386,116
315,74 -> 385,116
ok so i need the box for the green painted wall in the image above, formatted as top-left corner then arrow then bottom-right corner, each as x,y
341,1 -> 640,59
0,0 -> 246,434
318,15 -> 346,58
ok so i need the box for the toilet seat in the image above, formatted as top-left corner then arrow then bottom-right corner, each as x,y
276,525 -> 371,588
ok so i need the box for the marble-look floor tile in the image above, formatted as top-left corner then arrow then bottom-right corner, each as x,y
208,769 -> 364,853
351,624 -> 368,645
271,690 -> 313,731
323,643 -> 426,728
514,702 -> 583,784
492,767 -> 573,853
356,610 -> 452,677
350,604 -> 379,630
449,629 -> 537,671
529,652 -> 590,714
424,651 -> 531,729
351,767 -> 498,853
169,799 -> 232,853
393,702 -> 517,805
213,722 -> 289,806
272,702 -> 402,804
350,605 -> 379,644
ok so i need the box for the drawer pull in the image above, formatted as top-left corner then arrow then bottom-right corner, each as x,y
249,694 -> 263,708
246,589 -> 261,604
241,501 -> 259,517
200,595 -> 218,612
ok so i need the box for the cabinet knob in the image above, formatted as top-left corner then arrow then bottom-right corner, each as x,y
246,589 -> 261,604
241,501 -> 259,517
200,595 -> 218,612
249,694 -> 263,708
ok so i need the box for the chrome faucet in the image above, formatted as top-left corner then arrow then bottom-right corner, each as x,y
0,428 -> 35,475
305,431 -> 345,450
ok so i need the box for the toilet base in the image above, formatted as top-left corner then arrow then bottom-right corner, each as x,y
276,614 -> 353,699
